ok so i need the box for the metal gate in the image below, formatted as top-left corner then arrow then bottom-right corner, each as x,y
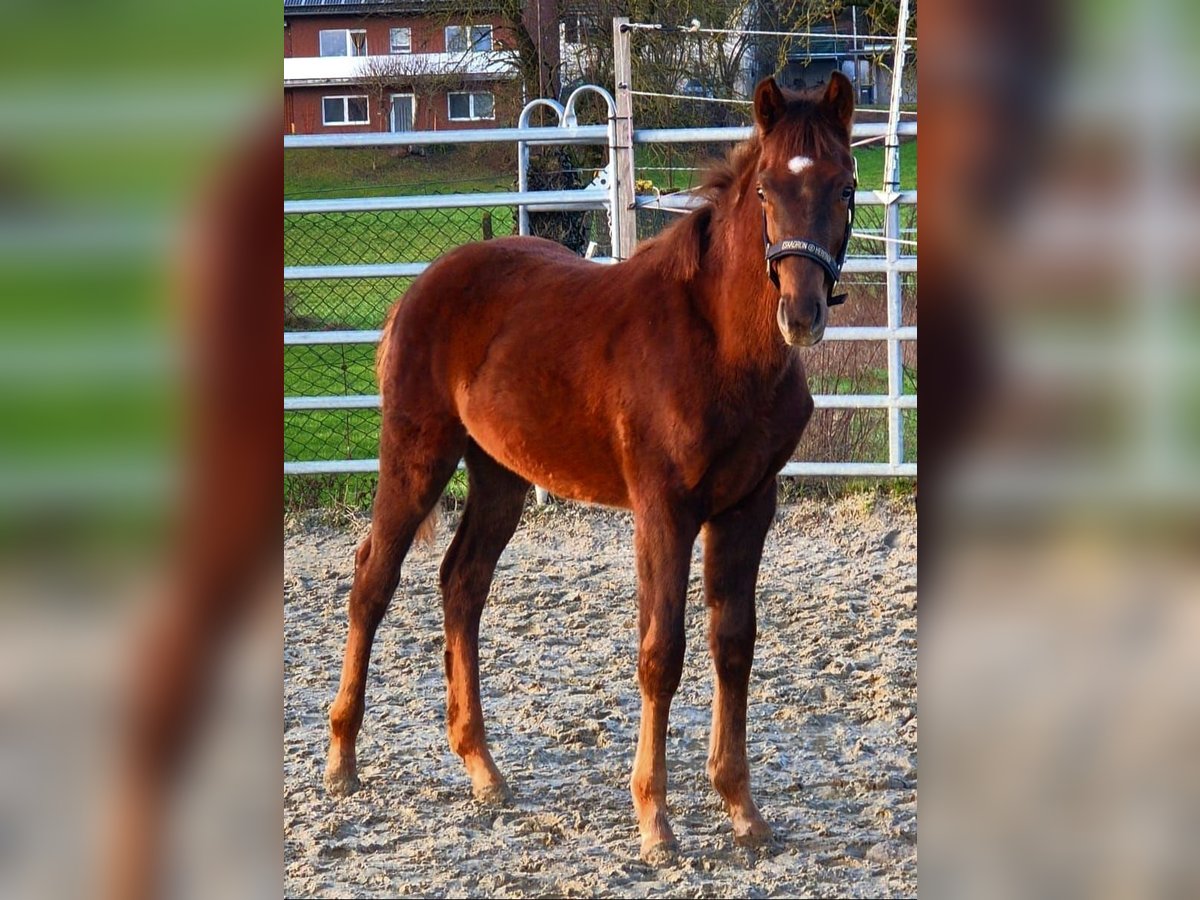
284,6 -> 915,480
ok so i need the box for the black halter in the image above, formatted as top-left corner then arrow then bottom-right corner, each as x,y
762,181 -> 856,307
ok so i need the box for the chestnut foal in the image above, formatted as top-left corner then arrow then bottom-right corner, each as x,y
324,74 -> 857,863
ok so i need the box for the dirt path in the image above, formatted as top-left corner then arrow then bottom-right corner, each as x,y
285,495 -> 916,898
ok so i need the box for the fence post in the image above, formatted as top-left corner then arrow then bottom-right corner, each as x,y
884,0 -> 912,471
612,17 -> 637,260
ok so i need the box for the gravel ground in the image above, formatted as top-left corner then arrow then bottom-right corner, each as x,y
285,494 -> 916,898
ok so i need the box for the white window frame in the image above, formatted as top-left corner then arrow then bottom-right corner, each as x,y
389,27 -> 412,54
322,95 -> 370,126
318,29 -> 367,57
471,25 -> 494,51
446,90 -> 495,122
445,24 -> 493,53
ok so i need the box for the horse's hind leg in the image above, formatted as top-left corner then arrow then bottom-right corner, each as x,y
702,476 -> 777,846
324,415 -> 464,796
440,440 -> 529,803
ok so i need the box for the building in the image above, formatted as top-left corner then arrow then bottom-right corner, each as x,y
780,22 -> 915,106
284,0 -> 560,134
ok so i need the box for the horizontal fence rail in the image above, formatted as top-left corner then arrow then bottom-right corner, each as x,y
285,53 -> 916,482
630,121 -> 916,144
284,394 -> 917,412
281,119 -> 915,152
284,188 -> 611,216
285,124 -> 611,149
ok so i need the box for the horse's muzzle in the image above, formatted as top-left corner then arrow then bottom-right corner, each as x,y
778,295 -> 827,347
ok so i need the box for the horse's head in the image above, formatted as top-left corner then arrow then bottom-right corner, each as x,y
752,72 -> 856,347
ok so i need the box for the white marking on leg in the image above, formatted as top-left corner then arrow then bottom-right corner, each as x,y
787,155 -> 813,174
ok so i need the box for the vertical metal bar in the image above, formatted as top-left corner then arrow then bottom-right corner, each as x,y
884,0 -> 912,470
562,84 -> 620,268
886,207 -> 904,470
516,97 -> 565,237
612,17 -> 637,260
517,138 -> 531,235
606,97 -> 622,257
882,0 -> 911,194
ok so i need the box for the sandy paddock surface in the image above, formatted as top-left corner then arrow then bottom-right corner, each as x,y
284,495 -> 916,898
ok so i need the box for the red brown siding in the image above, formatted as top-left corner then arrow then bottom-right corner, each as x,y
284,15 -> 516,59
285,83 -> 521,135
284,12 -> 525,135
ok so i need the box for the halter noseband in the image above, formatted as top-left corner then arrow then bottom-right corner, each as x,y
762,177 -> 856,307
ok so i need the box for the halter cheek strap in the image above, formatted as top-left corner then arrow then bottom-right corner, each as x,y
762,182 -> 856,307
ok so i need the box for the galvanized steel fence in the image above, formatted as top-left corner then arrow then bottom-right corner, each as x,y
285,7 -> 915,484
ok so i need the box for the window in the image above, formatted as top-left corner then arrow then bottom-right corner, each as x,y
389,27 -> 412,54
447,91 -> 494,121
562,14 -> 597,44
322,95 -> 369,126
445,25 -> 493,53
319,29 -> 367,57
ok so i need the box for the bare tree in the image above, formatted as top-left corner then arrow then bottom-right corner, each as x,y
422,0 -> 563,104
355,54 -> 487,168
356,54 -> 466,132
556,0 -> 912,126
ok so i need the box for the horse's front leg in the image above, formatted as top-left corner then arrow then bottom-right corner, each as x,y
702,476 -> 777,847
629,499 -> 700,865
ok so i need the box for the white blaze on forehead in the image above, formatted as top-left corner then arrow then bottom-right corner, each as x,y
787,155 -> 813,174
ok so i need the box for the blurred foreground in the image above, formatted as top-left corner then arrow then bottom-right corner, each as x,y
921,0 -> 1199,896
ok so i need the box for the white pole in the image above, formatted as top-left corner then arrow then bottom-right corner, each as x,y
883,0 -> 910,192
884,0 -> 911,471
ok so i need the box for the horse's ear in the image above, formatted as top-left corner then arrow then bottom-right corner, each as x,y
822,71 -> 856,133
753,77 -> 786,135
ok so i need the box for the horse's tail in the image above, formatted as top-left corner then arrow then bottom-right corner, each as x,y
414,505 -> 439,547
374,301 -> 401,392
376,298 -> 440,549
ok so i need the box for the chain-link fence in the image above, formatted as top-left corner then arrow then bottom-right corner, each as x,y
284,144 -> 612,502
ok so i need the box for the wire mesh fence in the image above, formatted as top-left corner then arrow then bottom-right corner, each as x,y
284,145 -> 613,494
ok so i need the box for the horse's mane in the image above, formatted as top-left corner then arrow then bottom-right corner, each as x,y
631,138 -> 755,284
633,88 -> 852,284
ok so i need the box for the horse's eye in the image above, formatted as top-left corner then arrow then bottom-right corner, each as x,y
841,185 -> 854,201
755,185 -> 765,201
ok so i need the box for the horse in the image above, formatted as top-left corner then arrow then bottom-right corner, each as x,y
323,73 -> 858,864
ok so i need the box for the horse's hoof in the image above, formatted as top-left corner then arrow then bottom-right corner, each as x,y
472,780 -> 512,806
323,767 -> 360,797
733,820 -> 774,849
640,838 -> 681,867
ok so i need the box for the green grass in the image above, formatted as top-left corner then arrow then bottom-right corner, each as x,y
853,139 -> 917,191
285,469 -> 470,518
285,146 -> 513,199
